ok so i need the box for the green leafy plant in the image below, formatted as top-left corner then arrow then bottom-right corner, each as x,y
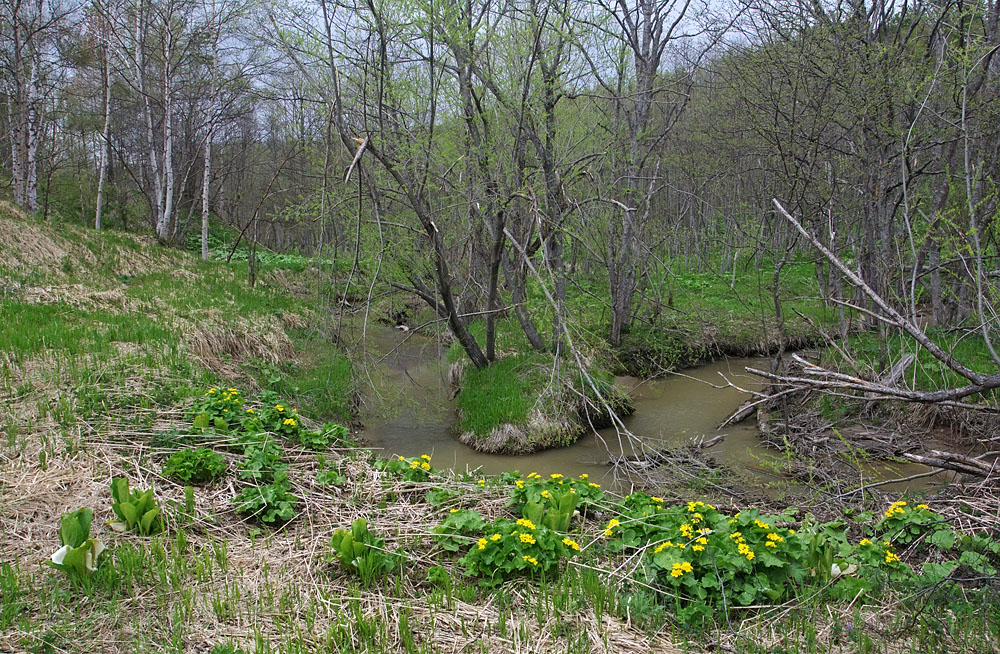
232,470 -> 298,525
460,517 -> 581,585
328,518 -> 396,586
237,437 -> 287,482
46,508 -> 106,582
294,422 -> 350,450
191,387 -> 246,433
109,478 -> 164,535
508,472 -> 605,524
162,447 -> 226,484
433,509 -> 487,553
375,454 -> 435,482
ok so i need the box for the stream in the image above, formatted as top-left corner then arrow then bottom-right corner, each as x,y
357,326 -> 941,493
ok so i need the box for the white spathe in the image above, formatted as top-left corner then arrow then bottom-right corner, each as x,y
50,544 -> 71,565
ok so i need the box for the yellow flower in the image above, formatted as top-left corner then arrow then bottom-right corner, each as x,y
730,532 -> 743,540
477,538 -> 487,551
588,482 -> 601,489
765,541 -> 777,548
579,474 -> 588,480
519,533 -> 536,544
550,473 -> 563,479
397,456 -> 405,461
208,388 -> 217,394
738,543 -> 751,555
680,523 -> 694,538
753,520 -> 771,530
696,537 -> 708,545
421,454 -> 431,461
860,539 -> 873,546
651,496 -> 664,503
745,551 -> 755,561
692,545 -> 705,552
604,519 -> 620,536
541,490 -> 551,499
670,568 -> 684,578
421,461 -> 431,471
515,480 -> 525,489
766,533 -> 784,543
916,504 -> 930,510
516,518 -> 536,530
562,538 -> 580,551
275,404 -> 284,411
885,551 -> 901,564
283,418 -> 297,426
227,388 -> 237,392
527,472 -> 540,479
523,555 -> 538,566
654,543 -> 668,554
490,533 -> 501,541
450,509 -> 460,513
246,408 -> 255,414
477,479 -> 485,487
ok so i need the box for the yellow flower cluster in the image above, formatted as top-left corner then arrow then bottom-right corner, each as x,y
409,459 -> 431,471
604,519 -> 620,536
916,503 -> 930,510
764,532 -> 784,548
731,531 -> 755,561
421,454 -> 431,461
490,533 -> 501,541
670,561 -> 693,578
859,538 -> 873,546
283,418 -> 297,427
526,472 -> 540,479
885,500 -> 907,518
753,519 -> 771,530
245,408 -> 255,414
522,555 -> 538,566
684,498 -> 716,515
589,482 -> 601,489
550,473 -> 563,479
275,404 -> 285,412
478,538 -> 487,550
516,518 -> 536,530
514,480 -> 525,489
477,479 -> 485,487
884,551 -> 901,564
518,532 -> 536,545
562,537 -> 580,551
654,540 -> 687,553
680,523 -> 694,539
541,490 -> 551,499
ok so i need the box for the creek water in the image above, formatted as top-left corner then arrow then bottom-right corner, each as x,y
357,326 -> 940,492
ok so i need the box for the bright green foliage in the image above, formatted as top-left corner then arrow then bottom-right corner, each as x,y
232,470 -> 298,525
294,422 -> 350,450
191,387 -> 246,432
236,437 -> 287,482
508,472 -> 606,527
604,496 -> 1000,626
375,454 -> 435,482
162,447 -> 226,484
45,508 -> 106,582
459,517 -> 581,585
316,455 -> 348,487
433,509 -> 487,553
328,518 -> 396,587
246,399 -> 303,438
109,478 -> 164,535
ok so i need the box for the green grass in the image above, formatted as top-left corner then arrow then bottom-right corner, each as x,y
456,352 -> 553,436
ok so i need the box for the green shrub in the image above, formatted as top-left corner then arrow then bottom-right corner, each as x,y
191,387 -> 246,432
375,454 -> 436,482
162,447 -> 226,484
459,517 -> 580,585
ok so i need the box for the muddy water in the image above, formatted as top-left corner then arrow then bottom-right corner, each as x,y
357,326 -> 940,491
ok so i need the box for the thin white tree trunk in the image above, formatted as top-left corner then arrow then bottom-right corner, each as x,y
25,60 -> 39,213
201,131 -> 211,259
95,35 -> 111,230
158,30 -> 174,241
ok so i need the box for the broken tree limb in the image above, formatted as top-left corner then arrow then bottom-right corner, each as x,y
901,451 -> 997,477
773,198 -> 1000,390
